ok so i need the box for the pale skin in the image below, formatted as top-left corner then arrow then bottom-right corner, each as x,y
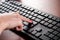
0,12 -> 32,34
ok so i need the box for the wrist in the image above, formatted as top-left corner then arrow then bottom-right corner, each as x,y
0,23 -> 8,34
0,25 -> 5,34
0,29 -> 3,35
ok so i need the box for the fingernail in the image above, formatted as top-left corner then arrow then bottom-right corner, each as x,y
29,20 -> 33,23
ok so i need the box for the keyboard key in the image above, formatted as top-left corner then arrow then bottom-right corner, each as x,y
30,8 -> 34,11
2,7 -> 5,9
23,26 -> 28,30
41,12 -> 45,15
34,9 -> 39,12
34,14 -> 38,16
52,21 -> 57,25
20,11 -> 23,14
31,12 -> 34,15
37,11 -> 41,14
25,14 -> 29,17
44,22 -> 49,25
33,21 -> 37,25
57,33 -> 60,37
53,26 -> 58,30
52,17 -> 57,20
23,22 -> 28,25
40,21 -> 45,24
28,15 -> 32,18
14,9 -> 18,12
35,18 -> 40,22
44,14 -> 49,17
56,23 -> 60,27
48,15 -> 53,18
39,16 -> 44,19
53,36 -> 59,40
40,35 -> 50,40
57,28 -> 60,32
44,32 -> 50,35
11,8 -> 15,10
35,33 -> 42,37
31,30 -> 37,34
14,6 -> 17,8
24,10 -> 28,12
4,8 -> 7,10
48,20 -> 53,23
49,34 -> 54,38
56,18 -> 60,22
35,28 -> 42,32
31,17 -> 35,19
22,9 -> 25,11
53,31 -> 58,35
21,5 -> 25,8
22,13 -> 26,15
48,24 -> 53,28
27,11 -> 31,13
49,29 -> 54,32
27,6 -> 31,9
20,7 -> 23,9
44,18 -> 49,21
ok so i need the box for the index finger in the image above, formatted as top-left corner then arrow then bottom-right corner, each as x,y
19,15 -> 32,23
16,12 -> 33,23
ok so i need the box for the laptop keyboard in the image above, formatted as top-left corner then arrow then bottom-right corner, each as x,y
0,1 -> 60,40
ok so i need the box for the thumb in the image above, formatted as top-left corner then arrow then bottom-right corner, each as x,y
16,20 -> 24,31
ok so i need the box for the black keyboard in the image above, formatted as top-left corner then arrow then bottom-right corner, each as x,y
0,1 -> 60,40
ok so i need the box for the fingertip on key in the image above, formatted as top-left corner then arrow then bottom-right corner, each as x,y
29,20 -> 33,23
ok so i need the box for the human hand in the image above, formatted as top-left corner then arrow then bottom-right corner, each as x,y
0,12 -> 32,33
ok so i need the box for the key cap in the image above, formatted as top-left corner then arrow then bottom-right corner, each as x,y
31,30 -> 37,34
49,34 -> 54,38
35,33 -> 42,37
53,36 -> 59,40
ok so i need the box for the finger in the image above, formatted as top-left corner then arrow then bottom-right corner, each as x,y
19,15 -> 32,23
15,12 -> 33,23
16,26 -> 23,31
16,20 -> 24,31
